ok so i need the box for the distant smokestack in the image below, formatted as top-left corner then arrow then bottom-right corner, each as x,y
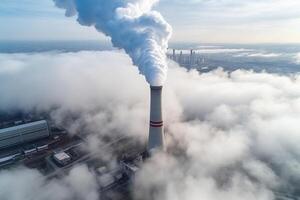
173,49 -> 176,60
190,49 -> 194,67
148,86 -> 165,153
179,50 -> 183,64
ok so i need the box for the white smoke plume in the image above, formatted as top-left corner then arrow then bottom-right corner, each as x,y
1,51 -> 300,199
53,0 -> 172,86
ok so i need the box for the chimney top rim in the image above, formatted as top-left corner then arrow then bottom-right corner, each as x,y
150,86 -> 163,90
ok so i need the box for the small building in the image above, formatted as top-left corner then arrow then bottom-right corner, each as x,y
114,172 -> 123,181
37,144 -> 49,152
97,166 -> 108,175
121,161 -> 139,177
98,173 -> 115,188
53,152 -> 71,166
23,146 -> 37,156
14,120 -> 23,125
0,152 -> 22,166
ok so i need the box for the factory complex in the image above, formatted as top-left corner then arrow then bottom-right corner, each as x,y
0,83 -> 166,199
0,116 -> 146,199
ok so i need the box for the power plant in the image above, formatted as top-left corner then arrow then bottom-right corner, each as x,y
0,73 -> 167,198
147,86 -> 165,153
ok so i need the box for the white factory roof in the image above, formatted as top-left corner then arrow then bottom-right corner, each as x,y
0,153 -> 20,163
0,120 -> 47,134
53,152 -> 71,161
97,166 -> 108,174
127,164 -> 139,172
123,162 -> 139,172
24,148 -> 37,154
37,144 -> 48,150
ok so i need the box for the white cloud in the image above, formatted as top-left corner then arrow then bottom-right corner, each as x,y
234,52 -> 282,58
1,51 -> 300,199
0,165 -> 99,200
294,53 -> 300,64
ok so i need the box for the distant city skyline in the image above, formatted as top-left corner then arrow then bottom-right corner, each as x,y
1,0 -> 300,43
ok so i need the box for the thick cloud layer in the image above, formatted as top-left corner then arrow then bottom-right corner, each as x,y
53,0 -> 172,86
135,68 -> 300,199
0,51 -> 149,142
0,165 -> 99,200
1,51 -> 300,199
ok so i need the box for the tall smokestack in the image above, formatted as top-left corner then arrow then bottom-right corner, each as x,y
148,86 -> 164,153
173,49 -> 176,60
190,49 -> 194,67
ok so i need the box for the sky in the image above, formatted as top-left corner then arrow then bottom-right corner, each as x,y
1,0 -> 300,43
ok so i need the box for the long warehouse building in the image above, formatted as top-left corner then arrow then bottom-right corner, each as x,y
0,120 -> 50,149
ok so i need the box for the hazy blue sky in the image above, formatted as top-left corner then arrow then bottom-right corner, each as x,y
1,0 -> 300,43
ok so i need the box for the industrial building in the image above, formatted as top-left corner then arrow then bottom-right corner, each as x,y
0,151 -> 22,167
53,151 -> 71,166
98,173 -> 115,188
0,120 -> 50,149
168,48 -> 206,70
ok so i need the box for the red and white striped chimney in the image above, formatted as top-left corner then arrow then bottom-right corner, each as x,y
147,86 -> 165,153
